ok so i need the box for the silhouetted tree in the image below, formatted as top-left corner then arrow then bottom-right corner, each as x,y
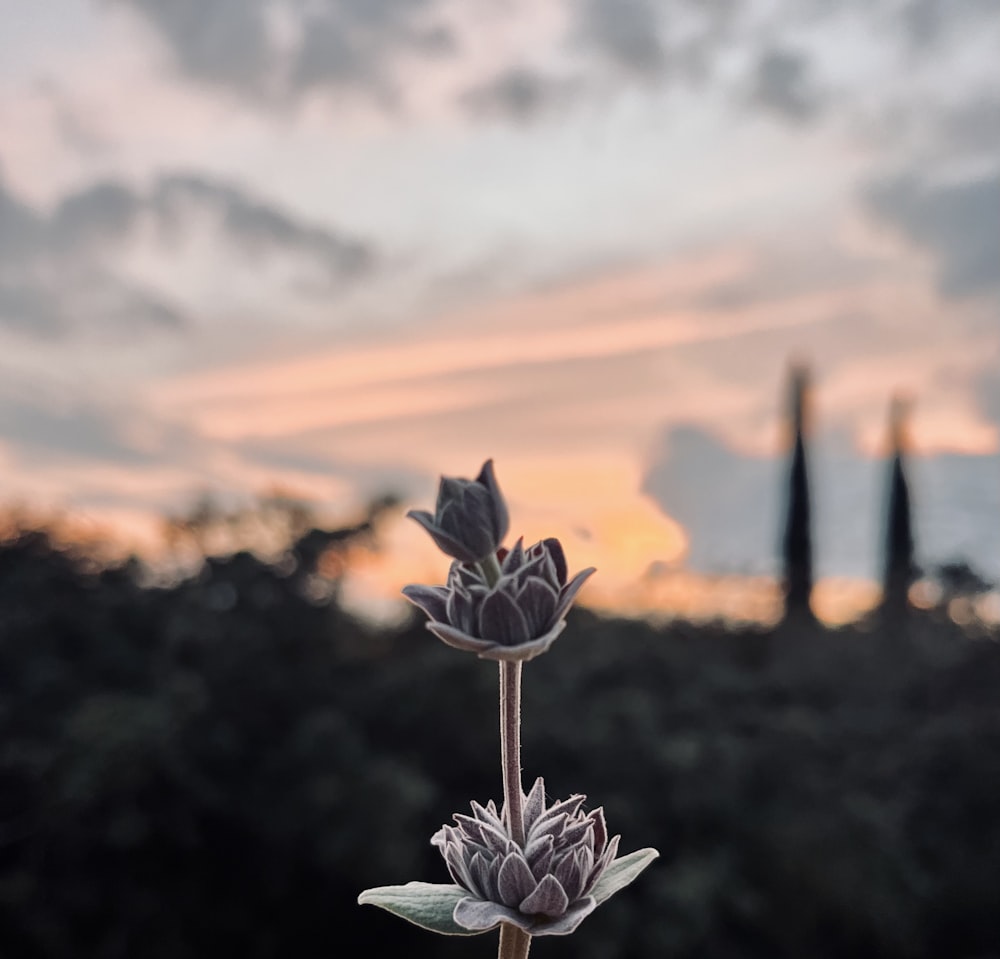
781,365 -> 815,622
881,396 -> 917,618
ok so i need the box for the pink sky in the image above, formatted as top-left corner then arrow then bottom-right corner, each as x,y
1,1 -> 998,620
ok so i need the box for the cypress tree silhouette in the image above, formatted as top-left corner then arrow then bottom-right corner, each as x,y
781,365 -> 815,622
881,396 -> 916,617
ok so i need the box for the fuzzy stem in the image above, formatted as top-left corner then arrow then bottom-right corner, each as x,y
499,923 -> 532,959
500,660 -> 525,844
478,553 -> 531,959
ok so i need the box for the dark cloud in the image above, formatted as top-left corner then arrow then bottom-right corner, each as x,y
151,175 -> 373,281
0,395 -> 159,467
0,170 -> 375,338
865,170 -> 1000,298
642,422 -> 1000,581
117,0 -> 276,95
642,424 -> 782,575
902,0 -> 1000,48
460,68 -> 582,123
938,95 -> 1000,157
0,180 -> 44,263
0,175 -> 182,337
574,0 -> 667,76
750,48 -> 823,124
0,271 -> 184,339
291,0 -> 455,101
50,182 -> 142,252
116,0 -> 456,105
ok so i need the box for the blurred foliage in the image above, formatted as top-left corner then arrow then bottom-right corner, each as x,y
0,524 -> 999,958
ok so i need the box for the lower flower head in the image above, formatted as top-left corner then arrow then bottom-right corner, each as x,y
403,537 -> 595,662
432,778 -> 619,937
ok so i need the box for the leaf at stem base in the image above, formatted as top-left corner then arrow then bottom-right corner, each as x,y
357,882 -> 486,936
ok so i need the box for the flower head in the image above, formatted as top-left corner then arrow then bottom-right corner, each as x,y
403,537 -> 595,662
408,459 -> 509,564
433,778 -> 633,936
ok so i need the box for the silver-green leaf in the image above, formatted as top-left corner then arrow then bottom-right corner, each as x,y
590,849 -> 660,905
357,883 -> 485,936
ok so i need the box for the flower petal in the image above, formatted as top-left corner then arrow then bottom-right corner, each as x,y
519,874 -> 569,918
588,807 -> 608,858
536,794 -> 586,830
593,833 -> 620,880
471,622 -> 565,662
500,537 -> 525,575
515,575 -> 559,636
542,538 -> 567,584
447,583 -> 478,635
401,584 -> 450,622
523,777 -> 547,831
407,510 -> 481,563
553,847 -> 583,902
425,622 -> 497,654
525,833 -> 554,879
528,896 -> 597,937
497,853 -> 538,907
478,587 -> 532,647
476,459 -> 509,544
453,897 -> 528,933
553,566 -> 597,621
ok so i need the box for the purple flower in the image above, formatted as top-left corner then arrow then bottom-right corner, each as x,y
433,778 -> 624,936
403,538 -> 595,662
359,782 -> 659,938
408,460 -> 509,564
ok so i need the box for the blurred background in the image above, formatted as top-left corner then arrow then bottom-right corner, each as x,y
1,2 -> 999,957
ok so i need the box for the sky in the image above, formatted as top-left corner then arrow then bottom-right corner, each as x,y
0,0 -> 998,621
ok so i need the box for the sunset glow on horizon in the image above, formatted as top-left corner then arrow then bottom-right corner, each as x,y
1,1 -> 998,623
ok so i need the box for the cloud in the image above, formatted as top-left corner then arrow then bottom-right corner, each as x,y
115,0 -> 277,96
0,174 -> 183,337
573,0 -> 667,76
460,67 -> 583,123
865,170 -> 1000,299
291,0 -> 455,101
937,95 -> 1000,158
641,424 -> 781,575
0,271 -> 183,339
974,353 -> 1000,428
150,175 -> 373,282
235,436 -> 425,496
115,0 -> 457,105
33,77 -> 113,157
641,421 -> 1000,581
902,0 -> 1000,49
749,48 -> 823,124
0,386 -> 187,467
0,169 -> 375,338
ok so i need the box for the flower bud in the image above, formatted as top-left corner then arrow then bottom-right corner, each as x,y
408,459 -> 509,564
403,537 -> 595,662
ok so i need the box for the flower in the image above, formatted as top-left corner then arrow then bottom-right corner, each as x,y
359,780 -> 658,938
403,537 -> 595,662
432,778 -> 645,936
408,459 -> 509,564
